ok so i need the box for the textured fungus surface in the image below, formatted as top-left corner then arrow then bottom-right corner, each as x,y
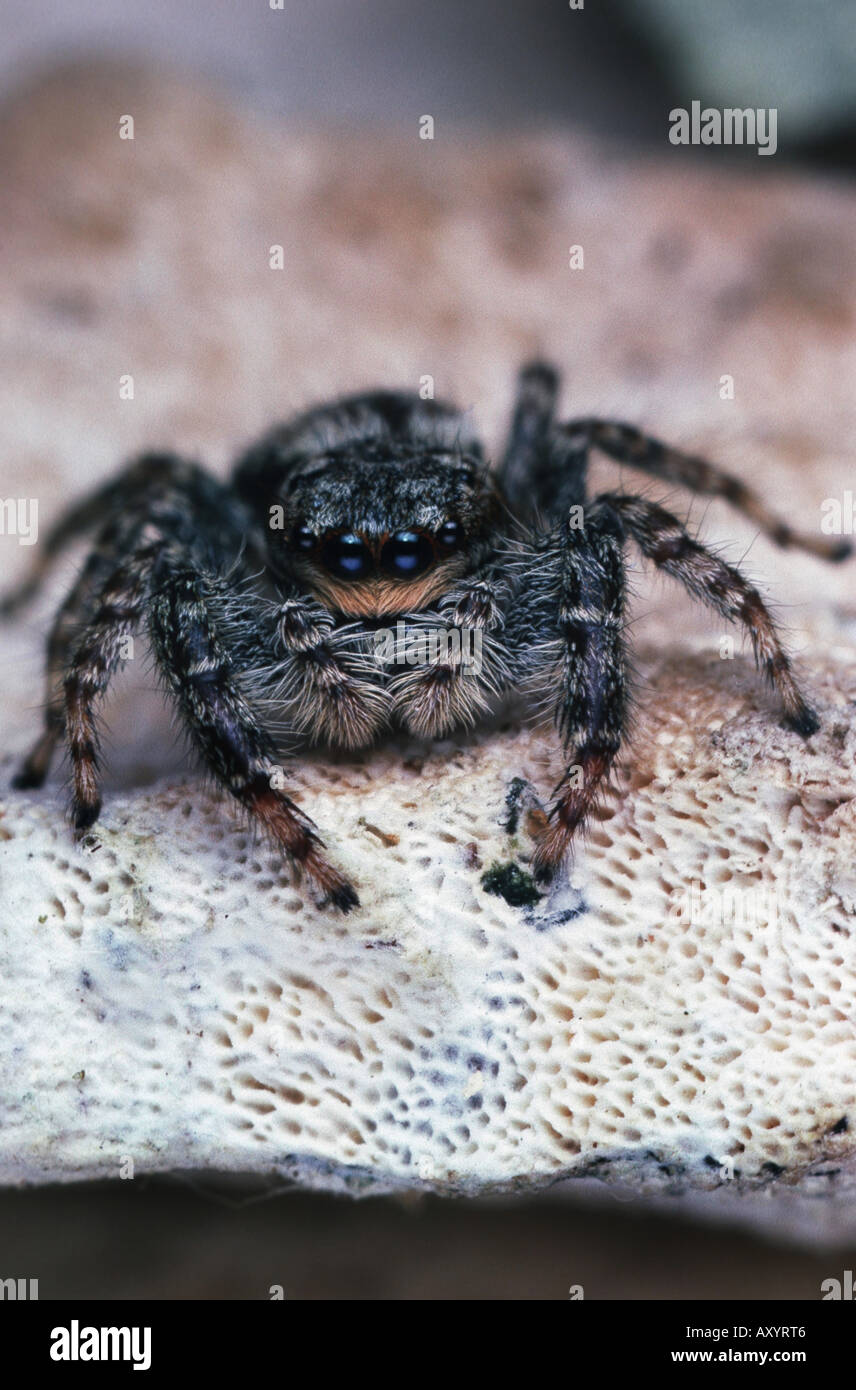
4,644 -> 856,1211
1,64 -> 856,1233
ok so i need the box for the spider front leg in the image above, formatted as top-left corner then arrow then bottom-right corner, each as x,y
520,505 -> 630,884
10,456 -> 358,910
599,491 -> 820,735
150,567 -> 359,911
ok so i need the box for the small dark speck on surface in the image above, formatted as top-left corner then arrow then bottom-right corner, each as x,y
830,1115 -> 849,1134
481,861 -> 541,908
528,902 -> 588,931
360,820 -> 400,847
502,777 -> 530,835
463,841 -> 482,870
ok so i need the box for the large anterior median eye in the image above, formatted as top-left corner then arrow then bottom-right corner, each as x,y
380,530 -> 434,578
321,532 -> 372,580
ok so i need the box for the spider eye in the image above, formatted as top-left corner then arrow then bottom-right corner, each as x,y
292,523 -> 316,552
380,530 -> 434,579
437,520 -> 460,550
321,532 -> 372,580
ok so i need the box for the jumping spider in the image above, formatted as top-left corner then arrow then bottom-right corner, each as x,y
4,362 -> 849,911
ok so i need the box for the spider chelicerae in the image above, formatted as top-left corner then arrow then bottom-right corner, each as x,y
4,362 -> 849,911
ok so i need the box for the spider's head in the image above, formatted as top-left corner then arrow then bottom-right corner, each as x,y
269,447 -> 499,616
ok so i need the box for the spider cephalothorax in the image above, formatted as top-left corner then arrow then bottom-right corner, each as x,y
4,364 -> 849,911
237,398 -> 504,620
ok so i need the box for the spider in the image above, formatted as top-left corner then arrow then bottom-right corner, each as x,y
3,362 -> 849,912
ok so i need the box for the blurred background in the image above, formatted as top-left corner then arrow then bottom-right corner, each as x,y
1,0 -> 855,167
4,1177 -> 856,1299
1,0 -> 855,1299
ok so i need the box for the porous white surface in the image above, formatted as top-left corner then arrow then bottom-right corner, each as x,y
1,64 -> 856,1228
2,643 -> 856,1204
